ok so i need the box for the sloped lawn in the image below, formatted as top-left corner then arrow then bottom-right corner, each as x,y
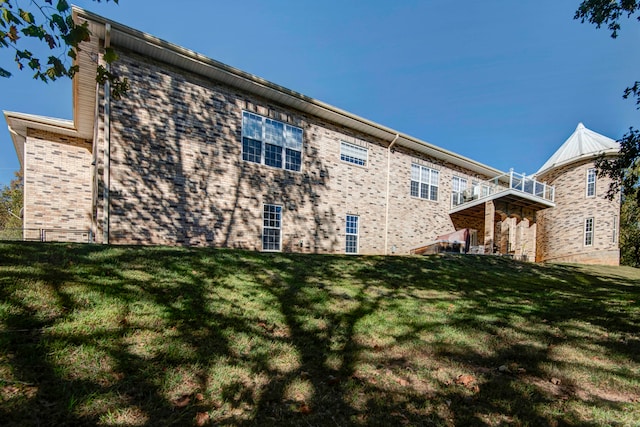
1,242 -> 639,426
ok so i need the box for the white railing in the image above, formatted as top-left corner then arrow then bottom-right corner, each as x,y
451,170 -> 554,208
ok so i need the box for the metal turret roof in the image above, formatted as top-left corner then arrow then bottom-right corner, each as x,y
536,123 -> 619,176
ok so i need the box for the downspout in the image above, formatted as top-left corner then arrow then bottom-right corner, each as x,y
8,126 -> 26,238
384,134 -> 400,255
102,23 -> 111,244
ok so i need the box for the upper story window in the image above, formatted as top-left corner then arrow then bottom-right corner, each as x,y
340,141 -> 368,166
586,168 -> 596,197
242,111 -> 303,172
451,176 -> 468,207
411,164 -> 439,201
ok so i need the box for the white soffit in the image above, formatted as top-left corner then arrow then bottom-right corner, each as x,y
72,7 -> 504,179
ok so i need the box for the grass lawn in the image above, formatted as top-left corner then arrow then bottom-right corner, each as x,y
0,242 -> 639,426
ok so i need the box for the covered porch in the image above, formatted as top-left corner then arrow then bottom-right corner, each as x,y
448,171 -> 555,260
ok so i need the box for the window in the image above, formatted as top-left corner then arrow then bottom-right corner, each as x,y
340,141 -> 368,166
613,215 -> 618,243
242,111 -> 303,172
586,168 -> 596,197
411,164 -> 439,201
584,217 -> 594,247
451,176 -> 468,207
345,215 -> 359,254
263,204 -> 282,251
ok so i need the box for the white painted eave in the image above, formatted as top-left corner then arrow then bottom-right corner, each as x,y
71,6 -> 505,178
4,111 -> 78,168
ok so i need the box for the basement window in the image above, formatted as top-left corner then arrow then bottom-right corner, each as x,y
584,217 -> 594,247
263,204 -> 282,251
345,215 -> 359,254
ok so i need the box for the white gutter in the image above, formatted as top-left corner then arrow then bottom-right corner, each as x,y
384,134 -> 400,255
8,126 -> 26,237
102,23 -> 111,244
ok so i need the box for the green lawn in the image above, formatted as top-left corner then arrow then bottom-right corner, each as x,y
0,242 -> 639,426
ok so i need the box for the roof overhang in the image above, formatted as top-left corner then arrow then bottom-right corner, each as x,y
535,150 -> 619,180
449,188 -> 555,216
71,6 -> 505,178
3,111 -> 78,168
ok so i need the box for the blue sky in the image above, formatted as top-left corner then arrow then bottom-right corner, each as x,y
1,0 -> 639,186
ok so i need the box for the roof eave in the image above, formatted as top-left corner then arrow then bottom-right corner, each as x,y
535,149 -> 619,179
4,111 -> 79,169
71,6 -> 504,179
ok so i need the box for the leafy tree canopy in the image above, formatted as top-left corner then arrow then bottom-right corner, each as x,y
575,1 -> 640,204
0,0 -> 128,98
0,170 -> 23,231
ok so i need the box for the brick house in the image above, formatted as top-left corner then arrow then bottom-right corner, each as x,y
3,7 -> 620,264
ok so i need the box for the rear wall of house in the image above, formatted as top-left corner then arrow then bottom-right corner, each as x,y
22,129 -> 93,242
536,159 -> 619,265
93,48 -> 495,254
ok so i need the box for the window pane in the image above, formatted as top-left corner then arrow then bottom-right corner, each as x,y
410,181 -> 419,197
411,164 -> 420,181
285,148 -> 302,171
430,170 -> 439,186
263,229 -> 281,251
264,143 -> 283,168
285,125 -> 303,150
345,235 -> 358,254
420,183 -> 429,199
264,119 -> 285,146
346,215 -> 358,234
341,142 -> 367,166
242,112 -> 262,140
430,186 -> 438,201
242,137 -> 262,163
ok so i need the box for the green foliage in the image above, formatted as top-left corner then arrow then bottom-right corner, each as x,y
620,191 -> 640,266
0,245 -> 639,425
0,0 -> 127,98
0,170 -> 23,232
575,0 -> 640,38
577,2 -> 640,265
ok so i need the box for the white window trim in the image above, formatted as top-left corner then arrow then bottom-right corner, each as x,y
411,163 -> 439,201
340,141 -> 368,167
262,204 -> 283,252
613,215 -> 618,244
345,214 -> 359,254
584,217 -> 594,247
451,176 -> 468,207
242,111 -> 303,172
586,168 -> 596,198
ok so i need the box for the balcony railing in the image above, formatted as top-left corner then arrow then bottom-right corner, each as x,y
451,170 -> 555,208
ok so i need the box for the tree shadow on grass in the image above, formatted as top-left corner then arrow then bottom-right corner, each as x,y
1,244 -> 639,426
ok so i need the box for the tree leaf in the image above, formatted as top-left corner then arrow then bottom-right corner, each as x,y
18,9 -> 34,24
103,47 -> 118,64
56,0 -> 70,13
0,66 -> 11,77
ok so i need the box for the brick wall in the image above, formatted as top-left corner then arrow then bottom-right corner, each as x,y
94,49 -> 496,254
23,129 -> 93,242
535,159 -> 619,265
